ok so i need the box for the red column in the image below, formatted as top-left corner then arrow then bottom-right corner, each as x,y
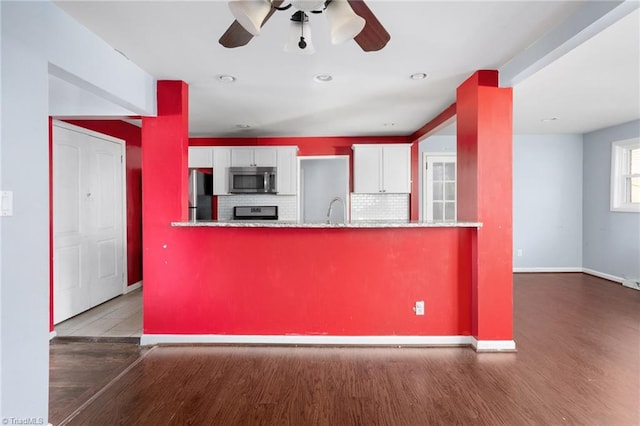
456,70 -> 513,343
141,81 -> 189,333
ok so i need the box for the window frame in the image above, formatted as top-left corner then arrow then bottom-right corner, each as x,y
610,138 -> 640,213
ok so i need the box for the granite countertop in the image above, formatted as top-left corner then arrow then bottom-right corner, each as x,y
171,220 -> 483,228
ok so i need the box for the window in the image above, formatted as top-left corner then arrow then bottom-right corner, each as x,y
424,154 -> 456,221
611,138 -> 640,212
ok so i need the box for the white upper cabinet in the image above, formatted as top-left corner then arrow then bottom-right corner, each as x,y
381,144 -> 412,193
188,147 -> 213,168
212,147 -> 231,195
353,145 -> 382,193
276,146 -> 298,195
231,147 -> 277,167
353,144 -> 412,193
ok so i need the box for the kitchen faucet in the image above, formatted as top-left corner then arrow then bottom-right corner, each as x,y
326,196 -> 346,225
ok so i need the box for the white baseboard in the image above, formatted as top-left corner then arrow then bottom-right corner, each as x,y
141,334 -> 475,347
471,337 -> 517,352
582,268 -> 624,284
124,280 -> 142,293
49,330 -> 57,340
513,267 -> 634,288
513,267 -> 583,273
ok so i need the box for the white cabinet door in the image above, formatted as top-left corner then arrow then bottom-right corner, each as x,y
382,145 -> 411,193
231,147 -> 277,167
213,147 -> 231,195
188,147 -> 213,168
254,148 -> 277,166
353,145 -> 382,193
353,144 -> 412,193
276,146 -> 298,195
230,148 -> 254,167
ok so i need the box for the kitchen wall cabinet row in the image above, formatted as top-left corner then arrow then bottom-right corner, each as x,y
188,146 -> 298,195
352,144 -> 412,194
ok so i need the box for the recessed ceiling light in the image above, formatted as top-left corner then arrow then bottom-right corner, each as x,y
541,117 -> 558,122
410,72 -> 429,80
236,124 -> 251,129
314,74 -> 333,83
216,74 -> 236,83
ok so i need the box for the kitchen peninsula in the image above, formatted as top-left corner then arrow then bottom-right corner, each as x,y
151,218 -> 482,346
142,73 -> 514,352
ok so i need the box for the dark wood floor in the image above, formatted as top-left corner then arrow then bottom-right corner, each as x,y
50,273 -> 640,425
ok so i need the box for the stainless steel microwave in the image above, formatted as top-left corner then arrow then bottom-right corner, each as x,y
229,166 -> 277,194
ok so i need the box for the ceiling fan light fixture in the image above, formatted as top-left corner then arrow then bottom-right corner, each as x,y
228,0 -> 272,36
291,0 -> 325,12
325,0 -> 366,44
284,11 -> 315,54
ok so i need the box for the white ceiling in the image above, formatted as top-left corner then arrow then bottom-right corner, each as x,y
53,0 -> 639,138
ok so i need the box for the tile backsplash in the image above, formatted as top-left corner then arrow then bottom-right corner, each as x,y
218,195 -> 297,221
350,193 -> 410,221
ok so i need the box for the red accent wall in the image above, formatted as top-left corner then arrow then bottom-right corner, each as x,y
456,70 -> 513,341
63,120 -> 143,286
141,81 -> 190,335
145,227 -> 473,335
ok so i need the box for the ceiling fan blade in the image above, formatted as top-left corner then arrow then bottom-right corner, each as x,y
218,0 -> 285,48
348,0 -> 390,52
219,21 -> 254,48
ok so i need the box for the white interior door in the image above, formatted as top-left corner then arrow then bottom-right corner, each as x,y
88,140 -> 124,306
53,127 -> 90,323
53,123 -> 125,324
424,154 -> 457,222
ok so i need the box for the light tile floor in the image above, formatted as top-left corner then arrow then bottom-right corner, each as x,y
55,289 -> 142,337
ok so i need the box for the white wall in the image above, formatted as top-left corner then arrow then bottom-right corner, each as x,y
0,1 -> 155,420
301,158 -> 348,223
419,134 -> 584,270
583,119 -> 640,282
513,135 -> 584,270
1,26 -> 51,421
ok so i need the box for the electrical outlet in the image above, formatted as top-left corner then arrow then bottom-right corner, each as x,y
517,249 -> 523,257
414,300 -> 425,316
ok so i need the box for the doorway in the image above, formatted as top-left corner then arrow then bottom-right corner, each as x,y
298,156 -> 350,223
423,152 -> 457,221
52,121 -> 128,325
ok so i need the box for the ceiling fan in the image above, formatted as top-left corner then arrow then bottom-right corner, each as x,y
219,0 -> 390,53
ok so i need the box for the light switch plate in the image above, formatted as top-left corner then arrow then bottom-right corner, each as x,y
1,191 -> 13,216
414,300 -> 425,316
